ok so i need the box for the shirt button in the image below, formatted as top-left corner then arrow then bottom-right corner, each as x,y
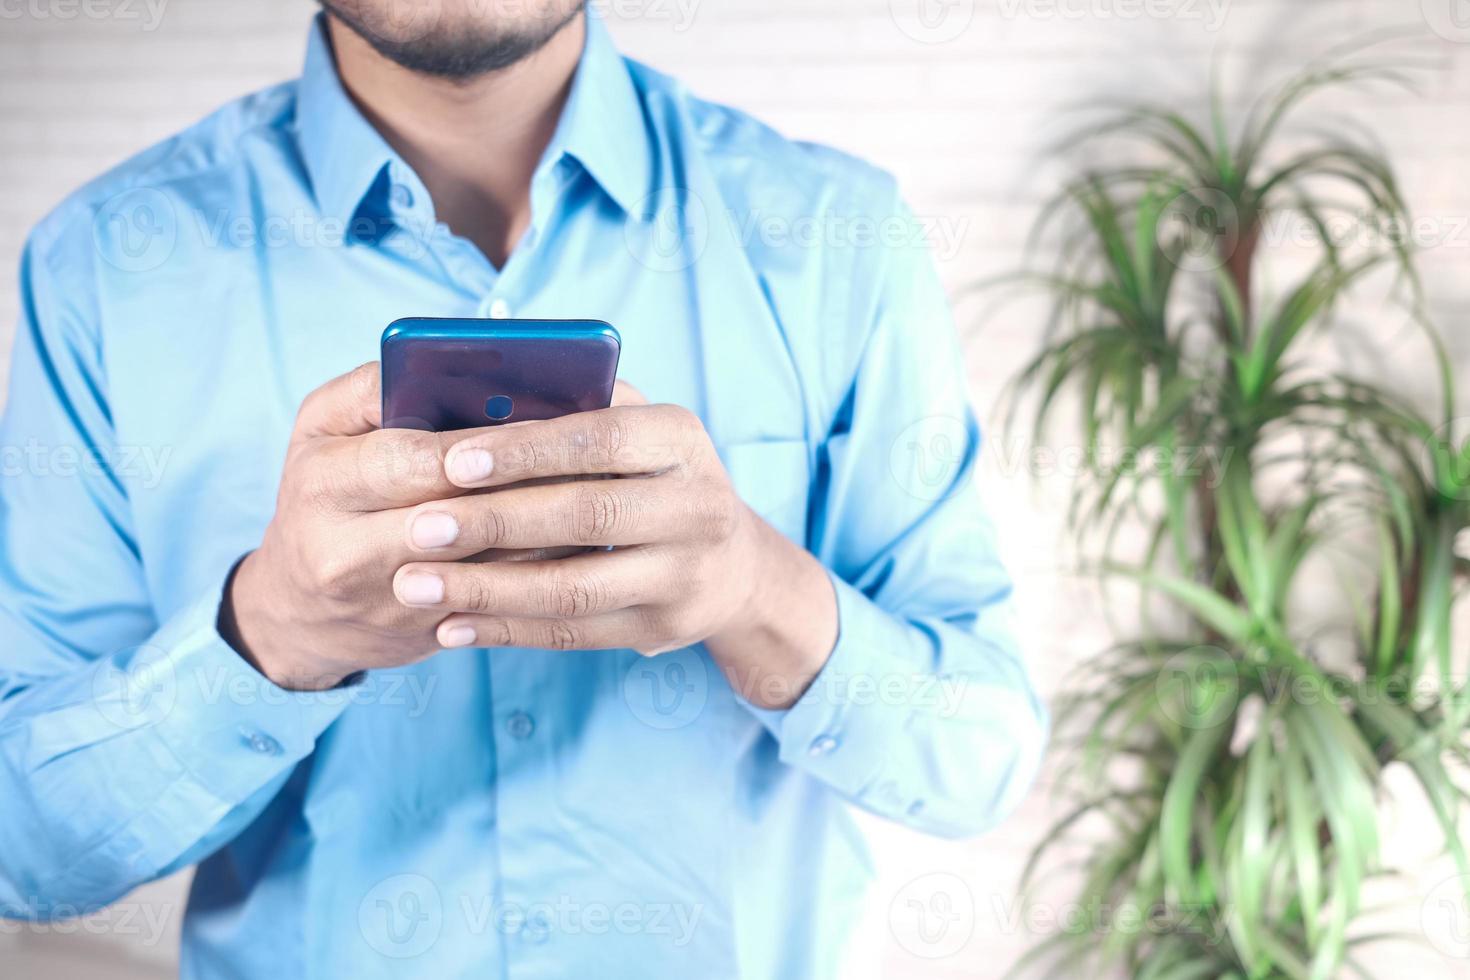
488,298 -> 511,319
240,729 -> 281,756
390,183 -> 414,210
907,799 -> 926,817
525,911 -> 550,944
808,734 -> 840,757
506,711 -> 535,739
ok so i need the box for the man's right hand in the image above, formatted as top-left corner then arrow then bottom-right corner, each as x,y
221,362 -> 467,691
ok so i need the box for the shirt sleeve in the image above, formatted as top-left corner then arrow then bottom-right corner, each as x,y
0,235 -> 349,918
744,195 -> 1048,839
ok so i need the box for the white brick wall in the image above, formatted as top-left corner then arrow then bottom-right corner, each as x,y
2,1 -> 1468,977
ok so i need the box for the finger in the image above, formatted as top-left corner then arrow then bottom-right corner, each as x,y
311,426 -> 467,511
326,429 -> 630,514
434,607 -> 658,652
400,476 -> 698,555
393,548 -> 667,619
294,362 -> 382,439
441,404 -> 704,489
278,506 -> 574,595
305,439 -> 585,518
611,380 -> 648,407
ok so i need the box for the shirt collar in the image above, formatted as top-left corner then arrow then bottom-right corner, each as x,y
294,11 -> 653,227
295,14 -> 398,227
543,11 -> 654,217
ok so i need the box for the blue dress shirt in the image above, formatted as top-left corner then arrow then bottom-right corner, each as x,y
0,13 -> 1046,978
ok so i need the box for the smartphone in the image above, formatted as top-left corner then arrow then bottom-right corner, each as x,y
380,317 -> 621,431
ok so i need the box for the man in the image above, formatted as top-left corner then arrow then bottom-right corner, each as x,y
0,2 -> 1046,976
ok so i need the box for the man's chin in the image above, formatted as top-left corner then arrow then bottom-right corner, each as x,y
319,0 -> 584,80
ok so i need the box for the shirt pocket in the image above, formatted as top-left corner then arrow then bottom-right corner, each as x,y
719,438 -> 812,544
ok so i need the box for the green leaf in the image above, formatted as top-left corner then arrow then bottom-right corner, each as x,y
1372,521 -> 1402,677
1159,720 -> 1231,903
1224,714 -> 1275,970
1281,737 -> 1324,944
1108,565 -> 1256,644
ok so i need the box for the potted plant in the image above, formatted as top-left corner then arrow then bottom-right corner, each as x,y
999,41 -> 1470,980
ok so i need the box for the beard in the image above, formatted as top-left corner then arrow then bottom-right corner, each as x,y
318,0 -> 585,80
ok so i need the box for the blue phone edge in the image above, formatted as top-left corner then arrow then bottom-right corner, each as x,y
381,316 -> 622,348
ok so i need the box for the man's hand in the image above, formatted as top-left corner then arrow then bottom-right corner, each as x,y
395,398 -> 838,709
221,363 -> 473,690
223,363 -> 838,707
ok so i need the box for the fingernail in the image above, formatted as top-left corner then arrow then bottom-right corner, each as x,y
448,448 -> 494,484
440,625 -> 477,648
409,511 -> 459,549
397,571 -> 444,606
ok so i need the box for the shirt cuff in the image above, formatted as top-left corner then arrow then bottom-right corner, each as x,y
739,571 -> 925,802
131,582 -> 356,806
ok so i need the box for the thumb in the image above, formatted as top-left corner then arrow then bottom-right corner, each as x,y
294,362 -> 382,439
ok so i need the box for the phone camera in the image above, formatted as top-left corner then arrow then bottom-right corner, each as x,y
484,395 -> 514,421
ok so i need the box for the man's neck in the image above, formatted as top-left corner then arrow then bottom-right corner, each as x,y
325,13 -> 585,269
